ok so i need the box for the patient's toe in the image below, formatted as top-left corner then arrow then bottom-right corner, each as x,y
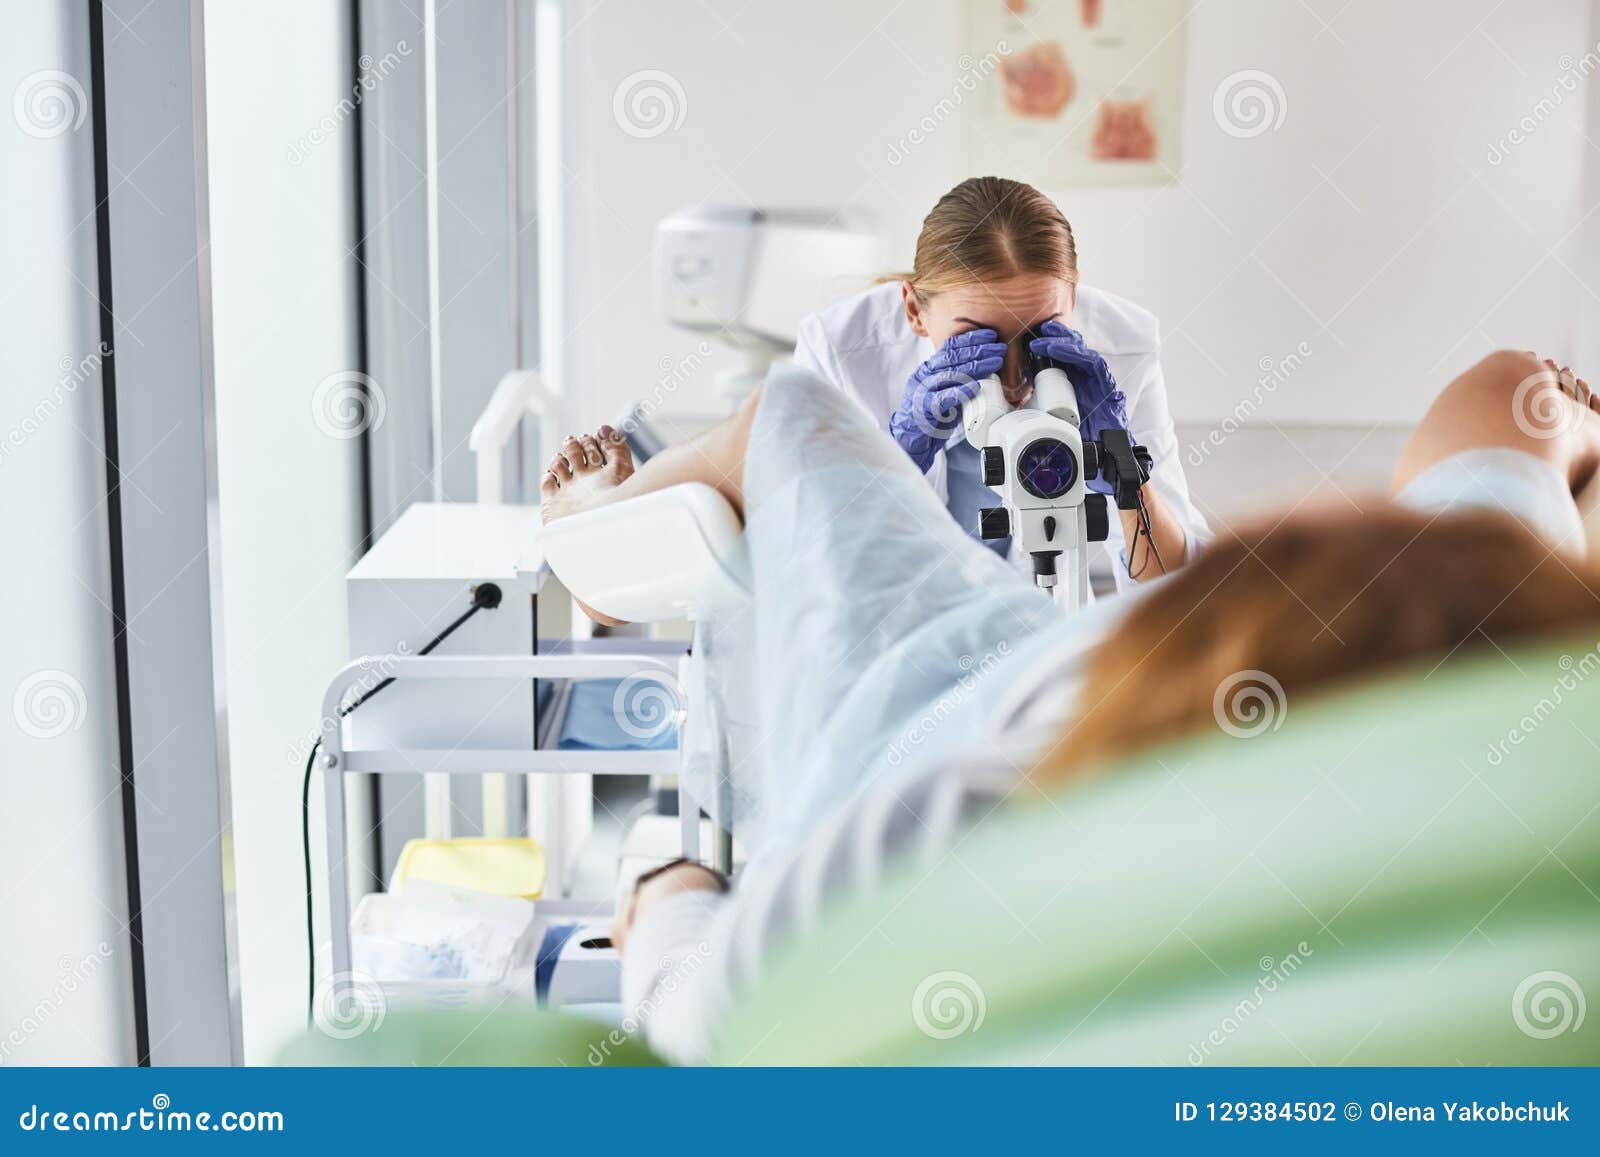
577,434 -> 605,468
539,469 -> 560,494
1575,374 -> 1595,411
549,451 -> 573,481
600,425 -> 635,479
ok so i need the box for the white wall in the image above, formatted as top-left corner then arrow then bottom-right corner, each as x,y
0,1 -> 136,1063
560,0 -> 1598,434
204,1 -> 364,1063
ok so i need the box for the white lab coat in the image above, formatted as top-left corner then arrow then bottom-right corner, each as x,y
793,281 -> 1209,589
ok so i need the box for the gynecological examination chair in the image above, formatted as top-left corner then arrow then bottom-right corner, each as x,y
539,481 -> 749,878
292,484 -> 1600,1067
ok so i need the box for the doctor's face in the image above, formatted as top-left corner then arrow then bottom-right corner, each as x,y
904,273 -> 1075,406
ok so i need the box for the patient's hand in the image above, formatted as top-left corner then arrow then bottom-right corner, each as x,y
611,861 -> 724,955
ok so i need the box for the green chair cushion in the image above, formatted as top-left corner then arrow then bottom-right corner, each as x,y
714,636 -> 1600,1065
280,1007 -> 662,1067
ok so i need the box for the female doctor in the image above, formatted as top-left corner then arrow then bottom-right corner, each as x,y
795,176 -> 1207,586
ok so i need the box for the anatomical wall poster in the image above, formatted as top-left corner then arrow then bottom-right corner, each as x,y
961,0 -> 1188,185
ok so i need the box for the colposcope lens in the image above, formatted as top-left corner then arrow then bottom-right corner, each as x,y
1017,438 -> 1078,500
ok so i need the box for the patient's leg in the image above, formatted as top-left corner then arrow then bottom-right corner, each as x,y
1392,350 -> 1600,496
539,386 -> 761,526
539,390 -> 762,625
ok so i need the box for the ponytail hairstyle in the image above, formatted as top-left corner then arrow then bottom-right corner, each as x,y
890,176 -> 1079,299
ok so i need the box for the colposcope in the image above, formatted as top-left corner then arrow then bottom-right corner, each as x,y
961,337 -> 1153,606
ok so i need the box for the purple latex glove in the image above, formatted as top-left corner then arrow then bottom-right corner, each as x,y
1029,320 -> 1130,493
890,328 -> 1007,472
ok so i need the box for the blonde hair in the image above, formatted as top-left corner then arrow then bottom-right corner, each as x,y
889,176 -> 1078,297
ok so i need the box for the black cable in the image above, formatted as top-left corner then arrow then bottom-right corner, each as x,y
1140,493 -> 1167,574
303,740 -> 319,1028
1129,503 -> 1156,578
303,582 -> 503,1026
340,594 -> 492,715
1128,490 -> 1167,580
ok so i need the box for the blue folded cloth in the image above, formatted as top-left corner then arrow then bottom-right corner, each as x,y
556,677 -> 678,751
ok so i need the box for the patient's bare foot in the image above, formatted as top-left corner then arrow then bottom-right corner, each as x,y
540,425 -> 635,625
540,426 -> 635,524
1541,357 -> 1599,414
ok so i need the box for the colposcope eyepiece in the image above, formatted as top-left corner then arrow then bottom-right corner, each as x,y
1022,326 -> 1061,376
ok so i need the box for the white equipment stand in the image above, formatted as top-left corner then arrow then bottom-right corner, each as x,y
320,481 -> 746,990
467,368 -> 582,871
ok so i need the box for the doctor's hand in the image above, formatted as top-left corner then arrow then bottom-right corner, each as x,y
1029,319 -> 1130,444
890,328 -> 1007,472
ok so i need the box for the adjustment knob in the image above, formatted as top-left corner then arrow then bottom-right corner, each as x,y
978,507 -> 1011,540
1081,439 -> 1099,481
1084,493 -> 1109,543
981,445 -> 1005,486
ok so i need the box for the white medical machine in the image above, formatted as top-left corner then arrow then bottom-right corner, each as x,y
344,503 -> 543,845
656,205 -> 883,401
962,348 -> 1152,607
